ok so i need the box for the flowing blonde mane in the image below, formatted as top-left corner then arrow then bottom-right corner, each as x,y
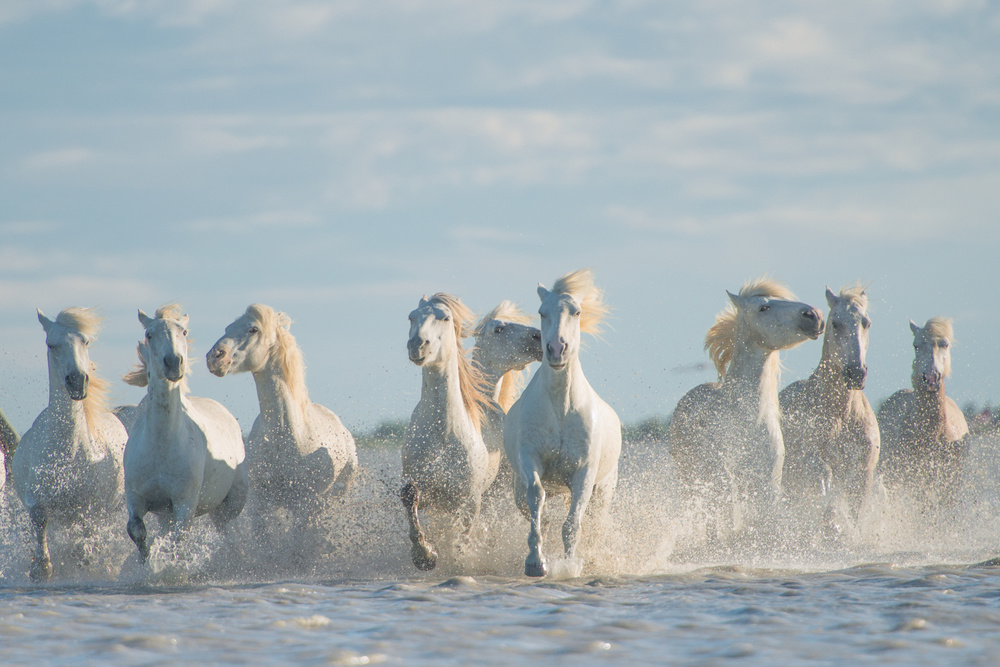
838,283 -> 869,311
923,316 -> 954,343
705,277 -> 797,380
474,300 -> 532,413
54,307 -> 110,428
551,268 -> 610,335
245,303 -> 310,409
122,303 -> 192,393
427,292 -> 491,431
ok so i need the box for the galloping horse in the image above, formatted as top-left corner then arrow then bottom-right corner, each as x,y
471,301 -> 543,477
878,317 -> 969,505
780,285 -> 879,533
207,304 -> 357,513
11,308 -> 127,580
503,269 -> 622,577
402,293 -> 494,571
123,305 -> 248,563
669,278 -> 824,539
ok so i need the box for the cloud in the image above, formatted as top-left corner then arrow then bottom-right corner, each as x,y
19,148 -> 96,172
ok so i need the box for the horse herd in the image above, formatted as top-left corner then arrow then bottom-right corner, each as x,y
0,268 -> 971,581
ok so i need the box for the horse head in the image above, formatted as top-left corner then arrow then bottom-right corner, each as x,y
537,287 -> 582,371
910,317 -> 953,393
474,301 -> 543,375
207,304 -> 285,377
38,308 -> 100,401
824,286 -> 871,389
139,307 -> 190,384
407,294 -> 464,368
727,289 -> 824,352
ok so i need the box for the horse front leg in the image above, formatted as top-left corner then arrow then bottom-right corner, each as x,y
563,468 -> 597,563
453,493 -> 483,563
524,469 -> 547,577
27,503 -> 53,581
400,480 -> 437,571
126,507 -> 151,564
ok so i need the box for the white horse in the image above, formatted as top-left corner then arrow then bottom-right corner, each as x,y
471,301 -> 543,472
780,285 -> 879,532
207,304 -> 358,513
503,269 -> 622,578
877,317 -> 969,505
11,308 -> 127,580
123,305 -> 248,563
1,406 -> 18,490
669,278 -> 824,538
402,293 -> 494,571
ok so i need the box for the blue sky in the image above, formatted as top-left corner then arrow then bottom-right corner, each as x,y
1,0 -> 999,434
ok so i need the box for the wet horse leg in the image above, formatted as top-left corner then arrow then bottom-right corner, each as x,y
524,468 -> 547,577
563,467 -> 597,562
126,511 -> 151,564
400,480 -> 437,571
28,504 -> 53,581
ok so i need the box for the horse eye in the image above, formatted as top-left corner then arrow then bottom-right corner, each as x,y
182,330 -> 189,337
494,325 -> 504,334
759,305 -> 769,313
939,340 -> 949,349
862,319 -> 871,329
441,315 -> 451,322
249,326 -> 259,334
145,331 -> 152,339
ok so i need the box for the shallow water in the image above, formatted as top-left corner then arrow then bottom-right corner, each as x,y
3,436 -> 1000,664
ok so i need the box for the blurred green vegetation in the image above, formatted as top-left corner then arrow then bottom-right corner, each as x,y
354,415 -> 675,449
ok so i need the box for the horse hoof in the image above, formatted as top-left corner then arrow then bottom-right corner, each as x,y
30,557 -> 53,582
525,558 -> 547,578
412,545 -> 437,571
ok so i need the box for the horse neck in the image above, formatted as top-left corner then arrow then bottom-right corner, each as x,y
419,348 -> 474,435
812,349 -> 853,413
44,370 -> 89,449
910,382 -> 949,437
538,354 -> 588,415
724,337 -> 781,423
251,356 -> 307,435
144,374 -> 188,437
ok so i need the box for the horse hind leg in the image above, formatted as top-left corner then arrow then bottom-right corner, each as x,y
27,504 -> 53,581
400,480 -> 437,571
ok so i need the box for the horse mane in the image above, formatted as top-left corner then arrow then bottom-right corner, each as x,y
427,292 -> 491,431
122,303 -> 192,393
54,307 -> 110,429
245,303 -> 310,409
705,277 -> 797,380
838,283 -> 869,311
474,300 -> 532,413
551,268 -> 610,335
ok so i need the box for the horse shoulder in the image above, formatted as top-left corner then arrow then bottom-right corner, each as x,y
942,396 -> 970,441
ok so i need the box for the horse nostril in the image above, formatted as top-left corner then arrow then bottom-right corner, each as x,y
803,310 -> 816,320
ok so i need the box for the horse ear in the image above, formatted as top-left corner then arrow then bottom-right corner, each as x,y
726,290 -> 745,309
825,287 -> 838,309
419,295 -> 429,306
138,310 -> 155,329
37,309 -> 54,332
537,284 -> 550,301
909,319 -> 920,334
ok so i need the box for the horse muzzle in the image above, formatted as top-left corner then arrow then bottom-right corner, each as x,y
206,346 -> 231,377
163,354 -> 185,382
921,370 -> 942,391
65,371 -> 88,401
843,364 -> 867,390
407,338 -> 427,365
800,307 -> 825,339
